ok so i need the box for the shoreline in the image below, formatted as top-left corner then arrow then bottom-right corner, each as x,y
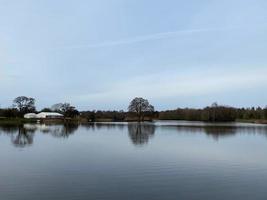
235,119 -> 267,124
1,117 -> 267,125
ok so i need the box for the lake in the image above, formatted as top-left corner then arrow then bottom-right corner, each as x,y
1,121 -> 267,200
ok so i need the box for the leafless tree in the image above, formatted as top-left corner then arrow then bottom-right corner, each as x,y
13,96 -> 35,114
128,97 -> 154,121
51,103 -> 71,113
51,103 -> 79,118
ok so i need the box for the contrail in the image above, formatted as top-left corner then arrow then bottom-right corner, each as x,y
65,27 -> 233,49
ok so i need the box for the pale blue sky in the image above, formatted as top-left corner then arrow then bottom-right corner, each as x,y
0,0 -> 267,110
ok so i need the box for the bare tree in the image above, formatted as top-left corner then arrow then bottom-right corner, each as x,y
13,96 -> 36,115
51,103 -> 71,113
128,97 -> 154,121
51,103 -> 79,118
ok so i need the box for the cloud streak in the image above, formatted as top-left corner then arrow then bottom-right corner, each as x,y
65,27 -> 235,49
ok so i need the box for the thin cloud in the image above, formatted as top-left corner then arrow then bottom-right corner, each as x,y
75,67 -> 267,104
63,23 -> 267,49
65,27 -> 234,49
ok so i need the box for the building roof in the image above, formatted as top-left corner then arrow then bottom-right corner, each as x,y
36,112 -> 63,118
24,113 -> 37,118
24,112 -> 64,119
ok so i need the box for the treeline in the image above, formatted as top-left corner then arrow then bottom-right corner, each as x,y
1,96 -> 267,122
159,103 -> 267,122
80,110 -> 157,122
80,111 -> 126,122
0,108 -> 20,118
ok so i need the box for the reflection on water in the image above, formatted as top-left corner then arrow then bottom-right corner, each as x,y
1,121 -> 267,200
0,123 -> 79,148
0,125 -> 18,134
23,123 -> 79,137
82,122 -> 126,131
41,124 -> 79,138
0,125 -> 35,148
204,127 -> 241,140
11,127 -> 34,148
172,125 -> 267,140
128,123 -> 155,146
1,122 -> 267,148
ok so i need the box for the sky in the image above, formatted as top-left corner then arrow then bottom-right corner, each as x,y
0,0 -> 267,111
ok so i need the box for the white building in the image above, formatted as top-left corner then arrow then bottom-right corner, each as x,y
36,112 -> 64,119
24,112 -> 64,119
24,113 -> 37,119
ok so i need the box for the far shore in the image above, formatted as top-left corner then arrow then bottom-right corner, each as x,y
1,117 -> 267,125
235,119 -> 267,124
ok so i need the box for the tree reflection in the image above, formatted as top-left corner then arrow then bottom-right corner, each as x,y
173,125 -> 267,140
81,122 -> 126,131
128,123 -> 155,146
0,125 -> 19,134
11,126 -> 35,148
204,126 -> 237,140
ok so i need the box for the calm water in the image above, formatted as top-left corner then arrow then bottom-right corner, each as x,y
1,121 -> 267,200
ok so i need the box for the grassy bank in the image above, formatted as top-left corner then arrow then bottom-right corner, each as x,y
1,117 -> 267,125
0,117 -> 37,125
0,117 -> 83,125
236,119 -> 267,124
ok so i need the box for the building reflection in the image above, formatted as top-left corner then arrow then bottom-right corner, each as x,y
23,123 -> 79,138
41,123 -> 79,138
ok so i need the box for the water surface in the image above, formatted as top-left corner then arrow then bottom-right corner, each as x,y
1,121 -> 267,200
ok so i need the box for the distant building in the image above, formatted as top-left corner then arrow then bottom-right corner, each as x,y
36,112 -> 64,119
24,112 -> 64,119
24,113 -> 37,119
